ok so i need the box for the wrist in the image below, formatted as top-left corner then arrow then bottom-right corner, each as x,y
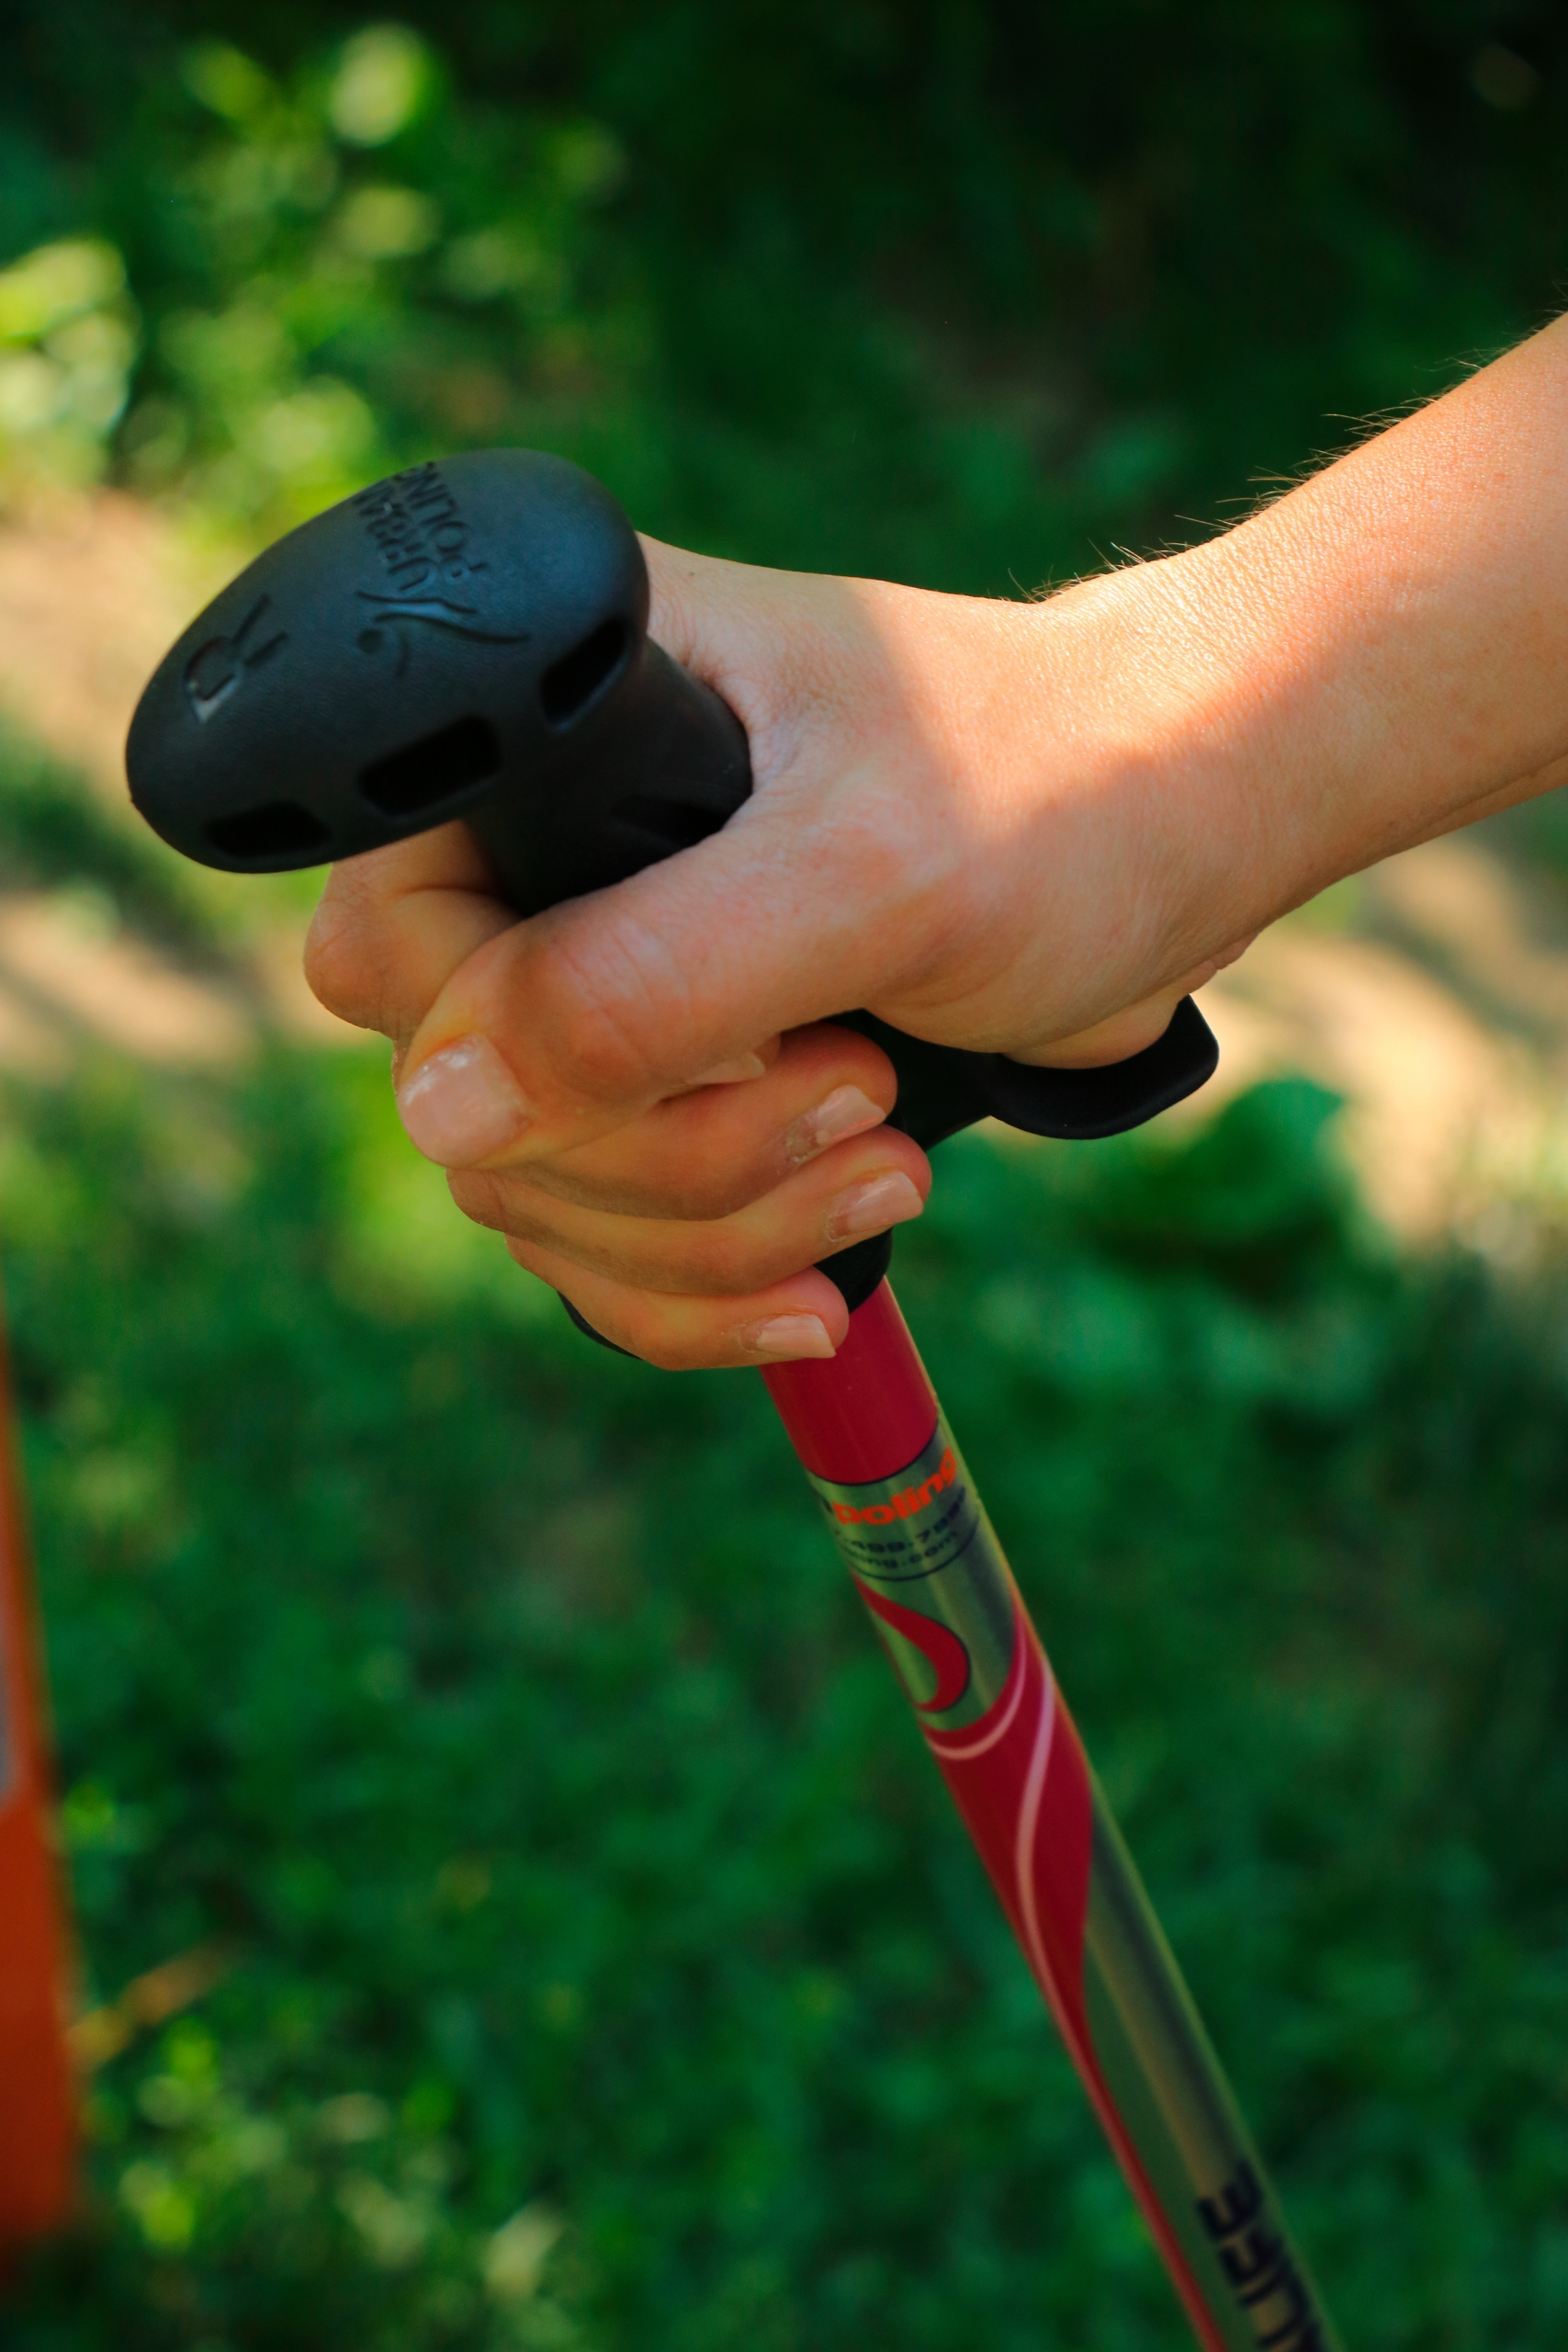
1006,314 -> 1568,1046
983,561 -> 1269,1035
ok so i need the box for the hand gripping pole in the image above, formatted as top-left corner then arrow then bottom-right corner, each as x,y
128,447 -> 1341,2346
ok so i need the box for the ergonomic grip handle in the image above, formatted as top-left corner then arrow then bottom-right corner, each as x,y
125,447 -> 1217,1310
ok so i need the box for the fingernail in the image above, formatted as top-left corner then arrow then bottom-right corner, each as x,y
397,1035 -> 531,1167
784,1084 -> 886,1165
825,1170 -> 924,1244
745,1314 -> 836,1360
689,1052 -> 770,1087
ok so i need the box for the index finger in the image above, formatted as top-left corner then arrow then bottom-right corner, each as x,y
304,820 -> 516,1052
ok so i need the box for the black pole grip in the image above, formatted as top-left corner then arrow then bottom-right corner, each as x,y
125,447 -> 1217,1322
125,451 -> 753,911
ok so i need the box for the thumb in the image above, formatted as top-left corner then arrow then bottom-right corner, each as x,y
392,786 -> 889,1168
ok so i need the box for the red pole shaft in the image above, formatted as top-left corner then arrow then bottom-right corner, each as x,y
764,1282 -> 1338,2352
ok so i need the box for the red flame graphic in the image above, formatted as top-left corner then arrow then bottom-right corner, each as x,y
852,1578 -> 971,1713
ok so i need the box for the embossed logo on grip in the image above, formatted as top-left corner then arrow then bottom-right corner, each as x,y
352,462 -> 529,674
354,459 -> 487,595
183,595 -> 288,722
354,590 -> 530,678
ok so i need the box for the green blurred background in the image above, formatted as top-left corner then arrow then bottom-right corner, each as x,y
4,6 -> 1568,2346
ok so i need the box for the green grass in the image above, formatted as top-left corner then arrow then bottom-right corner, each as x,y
4,12 -> 1568,2342
7,6 -> 1568,573
4,1039 -> 1566,2349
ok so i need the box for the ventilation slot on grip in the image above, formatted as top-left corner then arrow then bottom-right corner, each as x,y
358,716 -> 502,817
540,618 -> 629,725
207,801 -> 331,860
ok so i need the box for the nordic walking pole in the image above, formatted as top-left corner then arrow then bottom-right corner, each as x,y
127,449 -> 1342,2350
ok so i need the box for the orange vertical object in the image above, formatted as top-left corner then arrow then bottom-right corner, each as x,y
0,1306 -> 75,2245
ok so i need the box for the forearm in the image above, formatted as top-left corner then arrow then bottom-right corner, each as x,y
1053,313 -> 1568,995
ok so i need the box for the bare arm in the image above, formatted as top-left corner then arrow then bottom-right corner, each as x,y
306,316 -> 1568,1364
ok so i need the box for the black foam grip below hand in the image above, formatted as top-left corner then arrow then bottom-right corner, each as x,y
974,995 -> 1220,1136
840,996 -> 1218,1152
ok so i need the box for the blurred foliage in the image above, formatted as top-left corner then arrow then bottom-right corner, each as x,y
1,3 -> 1566,572
2,6 -> 1568,2348
0,713 -> 229,963
5,1046 -> 1568,2347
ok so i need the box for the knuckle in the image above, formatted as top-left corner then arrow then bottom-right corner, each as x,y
626,1328 -> 697,1373
662,1220 -> 754,1295
526,915 -> 700,1105
679,1168 -> 767,1221
691,1227 -> 812,1299
302,891 -> 380,1029
446,1170 -> 547,1240
533,1159 -> 769,1222
446,1170 -> 507,1232
551,1282 -> 694,1374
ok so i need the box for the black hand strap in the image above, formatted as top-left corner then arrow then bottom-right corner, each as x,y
840,995 -> 1217,1150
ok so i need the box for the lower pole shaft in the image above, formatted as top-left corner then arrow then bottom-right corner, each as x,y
764,1281 -> 1338,2352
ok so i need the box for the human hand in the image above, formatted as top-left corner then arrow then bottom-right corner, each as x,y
306,537 -> 1245,1366
306,313 -> 1568,1368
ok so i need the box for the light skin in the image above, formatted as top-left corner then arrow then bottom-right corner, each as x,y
306,314 -> 1568,1366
